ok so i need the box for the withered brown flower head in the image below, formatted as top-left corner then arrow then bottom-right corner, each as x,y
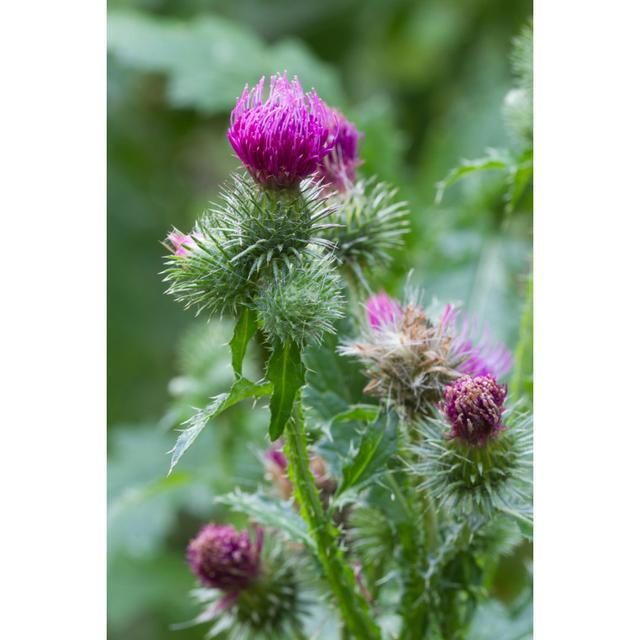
341,302 -> 466,419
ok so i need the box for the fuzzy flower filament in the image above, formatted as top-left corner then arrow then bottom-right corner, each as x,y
187,524 -> 262,591
228,74 -> 336,189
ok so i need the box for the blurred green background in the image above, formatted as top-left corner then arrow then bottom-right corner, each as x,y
108,0 -> 532,638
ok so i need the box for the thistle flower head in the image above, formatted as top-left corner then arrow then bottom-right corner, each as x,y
187,524 -> 262,591
366,291 -> 402,329
318,109 -> 362,192
228,73 -> 336,189
443,304 -> 513,380
341,298 -> 465,418
443,375 -> 507,446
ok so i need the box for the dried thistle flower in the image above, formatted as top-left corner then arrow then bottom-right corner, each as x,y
341,297 -> 465,418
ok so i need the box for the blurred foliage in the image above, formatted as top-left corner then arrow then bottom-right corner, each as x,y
108,0 -> 532,638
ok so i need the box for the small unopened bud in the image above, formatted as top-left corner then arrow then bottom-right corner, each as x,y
444,375 -> 506,446
187,524 -> 262,591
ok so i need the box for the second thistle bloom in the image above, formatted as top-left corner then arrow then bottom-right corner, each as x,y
228,74 -> 336,189
187,524 -> 262,591
444,375 -> 507,446
317,109 -> 362,192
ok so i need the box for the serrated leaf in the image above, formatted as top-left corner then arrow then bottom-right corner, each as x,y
336,410 -> 398,498
216,490 -> 314,550
168,377 -> 271,474
229,307 -> 257,378
266,341 -> 306,441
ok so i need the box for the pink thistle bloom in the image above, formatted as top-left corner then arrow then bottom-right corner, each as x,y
167,231 -> 196,257
443,375 -> 507,446
187,524 -> 263,591
228,73 -> 336,189
317,109 -> 362,192
366,292 -> 403,330
441,304 -> 513,380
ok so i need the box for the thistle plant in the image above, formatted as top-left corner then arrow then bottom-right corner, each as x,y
159,59 -> 532,639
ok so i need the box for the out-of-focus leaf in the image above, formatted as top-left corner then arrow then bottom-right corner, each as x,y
107,10 -> 343,114
510,274 -> 533,407
335,410 -> 398,499
435,149 -> 510,205
332,405 -> 380,425
229,308 -> 257,378
468,590 -> 532,640
266,341 -> 306,441
215,490 -> 314,549
169,377 -> 271,474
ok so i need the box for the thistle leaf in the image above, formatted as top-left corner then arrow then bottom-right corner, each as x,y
336,409 -> 398,498
168,377 -> 271,474
266,341 -> 306,441
215,490 -> 314,550
229,307 -> 257,378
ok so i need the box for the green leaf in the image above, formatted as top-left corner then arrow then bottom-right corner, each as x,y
498,504 -> 533,542
229,307 -> 257,378
435,149 -> 510,205
510,274 -> 533,408
266,341 -> 306,441
332,404 -> 380,425
216,490 -> 314,550
336,410 -> 398,498
168,377 -> 271,474
107,11 -> 342,114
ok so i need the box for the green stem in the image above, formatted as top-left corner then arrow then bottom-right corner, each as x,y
284,397 -> 381,640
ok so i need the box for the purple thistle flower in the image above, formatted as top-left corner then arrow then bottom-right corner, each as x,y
366,291 -> 403,330
167,231 -> 196,257
228,73 -> 336,189
317,109 -> 362,192
443,375 -> 507,446
187,524 -> 263,591
441,304 -> 513,380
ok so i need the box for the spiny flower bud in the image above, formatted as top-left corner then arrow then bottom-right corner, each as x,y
318,109 -> 362,192
187,524 -> 262,591
253,254 -> 344,346
228,73 -> 336,189
443,375 -> 506,446
319,178 -> 409,275
366,291 -> 402,329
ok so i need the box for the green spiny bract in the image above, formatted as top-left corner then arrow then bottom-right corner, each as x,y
191,544 -> 309,640
253,254 -> 345,347
208,171 -> 337,277
415,410 -> 532,516
162,171 -> 339,317
321,178 -> 409,277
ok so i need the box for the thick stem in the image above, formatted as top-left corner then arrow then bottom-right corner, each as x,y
284,397 -> 381,640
